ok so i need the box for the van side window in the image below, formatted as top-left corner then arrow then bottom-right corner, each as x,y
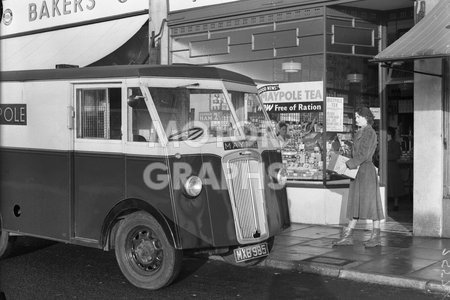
76,88 -> 122,140
127,87 -> 157,142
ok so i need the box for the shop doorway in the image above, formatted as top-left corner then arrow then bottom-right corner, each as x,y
386,82 -> 414,224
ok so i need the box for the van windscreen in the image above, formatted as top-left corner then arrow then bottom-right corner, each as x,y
148,87 -> 274,141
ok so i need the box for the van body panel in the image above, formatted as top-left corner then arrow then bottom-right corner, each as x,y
73,151 -> 125,240
0,147 -> 71,241
0,64 -> 290,251
261,150 -> 290,234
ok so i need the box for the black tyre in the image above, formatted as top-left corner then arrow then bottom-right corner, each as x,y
114,211 -> 183,290
221,236 -> 275,267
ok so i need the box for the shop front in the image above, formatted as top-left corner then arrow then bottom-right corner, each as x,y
166,0 -> 416,226
373,0 -> 450,237
4,0 -> 446,236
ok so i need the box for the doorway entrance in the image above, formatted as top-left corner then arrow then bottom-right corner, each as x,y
386,82 -> 413,225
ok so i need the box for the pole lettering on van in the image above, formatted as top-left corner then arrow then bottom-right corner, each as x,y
0,104 -> 27,125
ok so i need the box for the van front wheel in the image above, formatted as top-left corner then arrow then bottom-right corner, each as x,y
0,216 -> 15,259
114,212 -> 182,290
0,231 -> 15,259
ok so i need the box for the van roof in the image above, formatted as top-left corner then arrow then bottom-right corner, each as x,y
0,64 -> 255,85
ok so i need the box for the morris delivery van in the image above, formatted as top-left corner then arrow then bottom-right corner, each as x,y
0,64 -> 290,289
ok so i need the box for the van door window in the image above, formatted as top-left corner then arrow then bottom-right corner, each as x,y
127,87 -> 158,142
76,88 -> 122,140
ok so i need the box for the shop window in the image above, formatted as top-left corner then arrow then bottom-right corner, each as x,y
264,54 -> 379,183
76,88 -> 122,140
325,54 -> 380,181
259,79 -> 326,181
281,112 -> 326,181
190,38 -> 229,57
332,25 -> 374,47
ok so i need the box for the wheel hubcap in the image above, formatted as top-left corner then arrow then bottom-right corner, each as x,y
128,227 -> 163,272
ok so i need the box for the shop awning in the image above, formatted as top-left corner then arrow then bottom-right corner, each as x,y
0,14 -> 148,71
372,0 -> 450,63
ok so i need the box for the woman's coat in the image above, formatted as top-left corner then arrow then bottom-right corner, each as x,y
345,125 -> 384,220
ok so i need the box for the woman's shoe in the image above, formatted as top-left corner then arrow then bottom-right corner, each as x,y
364,228 -> 381,247
332,227 -> 354,246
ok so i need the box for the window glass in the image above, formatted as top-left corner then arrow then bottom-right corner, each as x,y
326,54 -> 380,181
76,88 -> 121,140
148,87 -> 272,141
278,112 -> 326,181
127,87 -> 157,142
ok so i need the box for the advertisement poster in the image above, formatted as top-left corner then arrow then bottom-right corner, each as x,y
370,107 -> 381,120
257,81 -> 323,113
326,97 -> 344,132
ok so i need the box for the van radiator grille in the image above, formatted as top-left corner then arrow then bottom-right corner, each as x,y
228,158 -> 264,241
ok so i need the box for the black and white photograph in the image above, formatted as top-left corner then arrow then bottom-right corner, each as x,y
0,0 -> 449,298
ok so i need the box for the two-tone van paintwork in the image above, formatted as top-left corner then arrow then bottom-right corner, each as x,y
0,64 -> 290,290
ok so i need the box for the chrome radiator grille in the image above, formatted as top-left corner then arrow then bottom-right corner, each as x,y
224,150 -> 268,244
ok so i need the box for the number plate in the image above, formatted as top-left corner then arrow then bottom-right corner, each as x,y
233,242 -> 269,263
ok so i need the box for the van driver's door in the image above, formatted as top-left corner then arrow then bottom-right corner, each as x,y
72,83 -> 125,243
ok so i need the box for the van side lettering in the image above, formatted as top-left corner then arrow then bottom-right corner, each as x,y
29,0 -> 96,22
223,140 -> 258,151
29,3 -> 38,21
0,104 -> 27,125
53,0 -> 62,17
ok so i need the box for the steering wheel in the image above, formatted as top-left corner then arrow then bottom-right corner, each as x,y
168,127 -> 204,141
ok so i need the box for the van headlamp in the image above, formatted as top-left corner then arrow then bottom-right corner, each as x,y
183,176 -> 203,197
276,168 -> 288,186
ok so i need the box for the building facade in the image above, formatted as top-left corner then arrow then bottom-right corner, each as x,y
1,0 -> 448,237
163,0 -> 449,237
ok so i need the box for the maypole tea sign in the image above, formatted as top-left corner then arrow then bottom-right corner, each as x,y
258,81 -> 323,113
0,104 -> 27,125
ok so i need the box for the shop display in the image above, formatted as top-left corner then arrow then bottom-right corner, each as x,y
279,108 -> 356,181
280,113 -> 326,180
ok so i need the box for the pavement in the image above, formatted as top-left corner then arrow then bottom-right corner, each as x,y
258,222 -> 450,296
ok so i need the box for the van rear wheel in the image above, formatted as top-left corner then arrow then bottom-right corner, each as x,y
114,211 -> 182,290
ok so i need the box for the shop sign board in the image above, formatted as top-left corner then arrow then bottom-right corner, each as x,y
1,0 -> 148,36
326,97 -> 344,132
257,81 -> 323,113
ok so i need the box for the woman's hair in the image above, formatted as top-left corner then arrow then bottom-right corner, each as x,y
387,126 -> 396,138
278,121 -> 288,129
356,106 -> 374,125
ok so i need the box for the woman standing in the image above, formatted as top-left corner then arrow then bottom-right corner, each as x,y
333,106 -> 384,248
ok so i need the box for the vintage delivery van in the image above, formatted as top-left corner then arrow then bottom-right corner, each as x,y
0,64 -> 290,289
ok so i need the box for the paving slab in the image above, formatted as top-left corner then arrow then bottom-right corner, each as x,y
258,224 -> 450,296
